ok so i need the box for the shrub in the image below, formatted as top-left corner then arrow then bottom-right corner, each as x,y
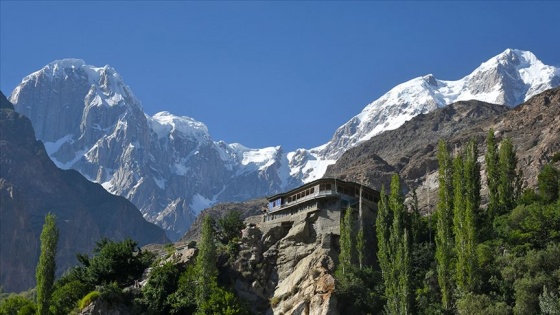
0,295 -> 36,315
49,279 -> 90,315
79,291 -> 100,310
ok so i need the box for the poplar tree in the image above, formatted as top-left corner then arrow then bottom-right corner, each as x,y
389,174 -> 411,315
339,207 -> 354,274
195,215 -> 218,306
377,174 -> 411,315
498,137 -> 520,213
435,140 -> 454,310
376,185 -> 391,285
485,129 -> 499,221
460,140 -> 480,290
356,221 -> 365,270
453,153 -> 470,292
36,213 -> 59,315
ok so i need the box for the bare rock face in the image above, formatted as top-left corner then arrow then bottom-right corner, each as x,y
78,299 -> 132,315
230,213 -> 339,315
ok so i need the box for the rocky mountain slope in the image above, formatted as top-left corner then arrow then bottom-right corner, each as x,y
9,49 -> 559,240
10,60 -> 294,240
326,87 -> 560,212
0,91 -> 168,293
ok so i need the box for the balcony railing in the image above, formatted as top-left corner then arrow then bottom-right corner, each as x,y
268,190 -> 342,213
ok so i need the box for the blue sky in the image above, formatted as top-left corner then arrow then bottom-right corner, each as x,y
1,1 -> 559,151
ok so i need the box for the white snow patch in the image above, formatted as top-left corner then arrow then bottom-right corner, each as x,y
173,163 -> 189,176
154,177 -> 166,190
190,194 -> 214,215
43,134 -> 73,155
150,112 -> 210,142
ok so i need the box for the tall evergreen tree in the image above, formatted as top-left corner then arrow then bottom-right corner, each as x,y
195,215 -> 218,306
339,207 -> 354,274
36,213 -> 59,315
485,129 -> 499,221
435,140 -> 454,310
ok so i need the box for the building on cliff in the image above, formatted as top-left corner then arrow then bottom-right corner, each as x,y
263,178 -> 380,259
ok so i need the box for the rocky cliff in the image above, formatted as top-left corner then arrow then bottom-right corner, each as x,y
0,91 -> 168,293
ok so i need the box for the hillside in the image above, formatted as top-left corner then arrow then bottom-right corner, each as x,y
0,91 -> 168,293
326,87 -> 560,211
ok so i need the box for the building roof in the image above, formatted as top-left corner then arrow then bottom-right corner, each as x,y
266,177 -> 379,201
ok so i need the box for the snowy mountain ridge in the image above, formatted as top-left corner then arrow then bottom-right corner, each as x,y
311,48 -> 560,163
9,49 -> 559,240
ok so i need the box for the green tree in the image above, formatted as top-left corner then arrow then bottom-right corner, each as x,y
389,174 -> 411,314
197,286 -> 249,315
376,185 -> 391,297
356,221 -> 365,270
435,139 -> 454,310
36,213 -> 59,315
377,174 -> 411,315
339,207 -> 354,274
141,261 -> 180,314
49,277 -> 90,315
496,202 -> 560,251
485,129 -> 500,222
74,238 -> 154,287
0,295 -> 36,315
498,138 -> 521,214
168,265 -> 197,314
454,140 -> 480,291
538,164 -> 559,203
539,286 -> 560,315
334,267 -> 384,314
218,210 -> 245,244
195,215 -> 218,307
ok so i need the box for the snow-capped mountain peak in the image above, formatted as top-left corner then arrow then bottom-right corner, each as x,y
9,49 -> 559,240
315,48 -> 559,161
150,111 -> 210,141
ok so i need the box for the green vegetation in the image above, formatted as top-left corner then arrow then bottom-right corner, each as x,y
435,139 -> 454,310
453,140 -> 479,293
2,129 -> 558,315
0,295 -> 36,315
74,238 -> 154,287
78,291 -> 100,310
339,207 -> 354,274
36,213 -> 59,315
335,131 -> 560,314
375,174 -> 412,314
2,210 -> 251,315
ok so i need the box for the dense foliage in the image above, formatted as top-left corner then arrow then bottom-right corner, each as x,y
335,131 -> 560,315
0,209 -> 251,315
